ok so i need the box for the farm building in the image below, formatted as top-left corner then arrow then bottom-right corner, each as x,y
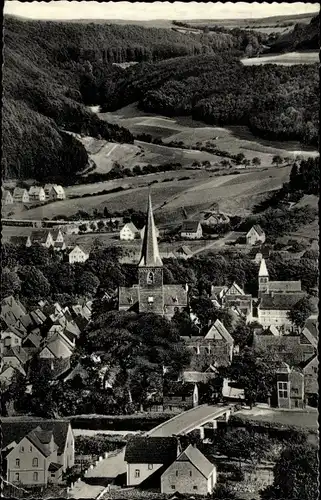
28,186 -> 46,202
120,222 -> 140,241
180,221 -> 203,240
68,245 -> 90,264
1,188 -> 13,205
246,225 -> 266,245
13,188 -> 29,204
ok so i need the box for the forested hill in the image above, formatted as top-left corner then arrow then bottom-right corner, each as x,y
2,15 -> 251,181
268,13 -> 320,52
100,53 -> 319,147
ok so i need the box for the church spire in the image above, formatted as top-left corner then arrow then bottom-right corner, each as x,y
138,193 -> 162,267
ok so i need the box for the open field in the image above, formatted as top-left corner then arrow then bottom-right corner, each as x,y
235,407 -> 318,431
7,165 -> 291,224
98,104 -> 318,165
241,51 -> 319,66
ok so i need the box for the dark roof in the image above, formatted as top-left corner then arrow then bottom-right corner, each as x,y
269,281 -> 301,293
181,221 -> 201,232
176,246 -> 193,256
304,317 -> 318,339
48,462 -> 63,472
30,230 -> 51,243
22,330 -> 42,348
260,292 -> 306,310
299,353 -> 317,370
164,285 -> 188,307
10,236 -> 30,245
125,437 -> 178,464
0,418 -> 71,453
251,224 -> 264,236
3,346 -> 30,365
27,427 -> 55,457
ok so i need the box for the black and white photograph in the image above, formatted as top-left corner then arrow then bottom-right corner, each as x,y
0,1 -> 319,499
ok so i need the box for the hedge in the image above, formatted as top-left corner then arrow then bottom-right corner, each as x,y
69,411 -> 176,431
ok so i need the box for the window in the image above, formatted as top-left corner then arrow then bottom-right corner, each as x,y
148,296 -> 154,304
278,381 -> 288,399
15,459 -> 20,468
193,486 -> 198,490
29,446 -> 33,452
148,464 -> 153,470
15,473 -> 20,481
51,473 -> 55,478
33,472 -> 38,482
135,469 -> 140,478
292,388 -> 298,394
175,471 -> 178,477
32,458 -> 38,467
147,272 -> 154,285
20,446 -> 24,453
171,485 -> 176,490
190,471 -> 192,477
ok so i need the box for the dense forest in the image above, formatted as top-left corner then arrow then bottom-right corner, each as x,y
3,14 -> 319,180
268,13 -> 320,52
99,53 -> 319,146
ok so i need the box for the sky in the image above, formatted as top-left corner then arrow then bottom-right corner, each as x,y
4,1 -> 319,21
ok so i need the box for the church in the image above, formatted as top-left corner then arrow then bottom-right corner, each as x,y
118,195 -> 188,319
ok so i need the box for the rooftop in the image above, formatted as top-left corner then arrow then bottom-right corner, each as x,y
175,445 -> 214,478
260,292 -> 306,310
181,220 -> 201,232
125,436 -> 178,464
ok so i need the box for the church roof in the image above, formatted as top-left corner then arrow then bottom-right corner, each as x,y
258,258 -> 269,277
138,195 -> 162,267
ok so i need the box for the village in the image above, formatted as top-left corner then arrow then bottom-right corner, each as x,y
0,192 -> 318,500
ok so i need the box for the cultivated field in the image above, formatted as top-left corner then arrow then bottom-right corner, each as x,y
241,51 -> 319,66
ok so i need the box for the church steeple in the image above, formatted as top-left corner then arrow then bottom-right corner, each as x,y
138,194 -> 162,267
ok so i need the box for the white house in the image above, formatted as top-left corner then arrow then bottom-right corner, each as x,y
246,225 -> 266,246
68,245 -> 89,264
28,186 -> 46,202
180,221 -> 203,240
13,188 -> 29,204
1,188 -> 14,205
48,185 -> 66,201
161,445 -> 217,495
120,223 -> 139,241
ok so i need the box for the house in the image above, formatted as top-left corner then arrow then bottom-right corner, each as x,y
28,186 -> 46,202
39,336 -> 74,360
1,418 -> 74,486
30,230 -> 54,248
125,436 -> 179,487
246,225 -> 266,246
174,246 -> 193,259
120,222 -> 140,241
51,229 -> 65,245
9,236 -> 32,247
222,379 -> 245,401
257,292 -> 306,330
180,221 -> 202,240
222,284 -> 253,322
179,365 -> 218,384
13,187 -> 30,204
161,445 -> 217,495
68,245 -> 90,264
48,185 -> 66,200
182,319 -> 234,369
201,211 -> 230,227
54,241 -> 66,252
0,364 -> 26,387
1,327 -> 25,351
118,195 -> 188,319
163,382 -> 199,412
272,363 -> 304,409
1,346 -> 29,373
2,187 -> 14,205
1,296 -> 27,329
22,330 -> 42,355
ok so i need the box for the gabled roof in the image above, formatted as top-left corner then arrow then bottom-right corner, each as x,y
138,195 -> 162,267
299,353 -> 317,371
121,222 -> 138,234
304,317 -> 318,340
163,285 -> 188,307
27,426 -> 56,457
22,330 -> 42,348
258,258 -> 269,277
29,186 -> 45,195
269,281 -> 301,293
51,229 -> 63,240
175,445 -> 214,478
68,245 -> 89,256
10,236 -> 30,245
51,185 -> 65,195
260,292 -> 306,310
181,220 -> 201,232
204,319 -> 234,345
125,437 -> 178,464
175,245 -> 193,256
13,187 -> 28,196
301,327 -> 318,349
40,337 -> 73,359
0,418 -> 71,453
3,346 -> 29,365
1,296 -> 26,327
225,282 -> 245,296
30,230 -> 51,243
249,224 -> 264,236
48,462 -> 63,472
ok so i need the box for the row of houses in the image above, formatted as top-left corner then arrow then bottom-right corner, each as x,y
180,221 -> 266,244
9,229 -> 90,264
2,185 -> 65,205
0,296 -> 92,387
